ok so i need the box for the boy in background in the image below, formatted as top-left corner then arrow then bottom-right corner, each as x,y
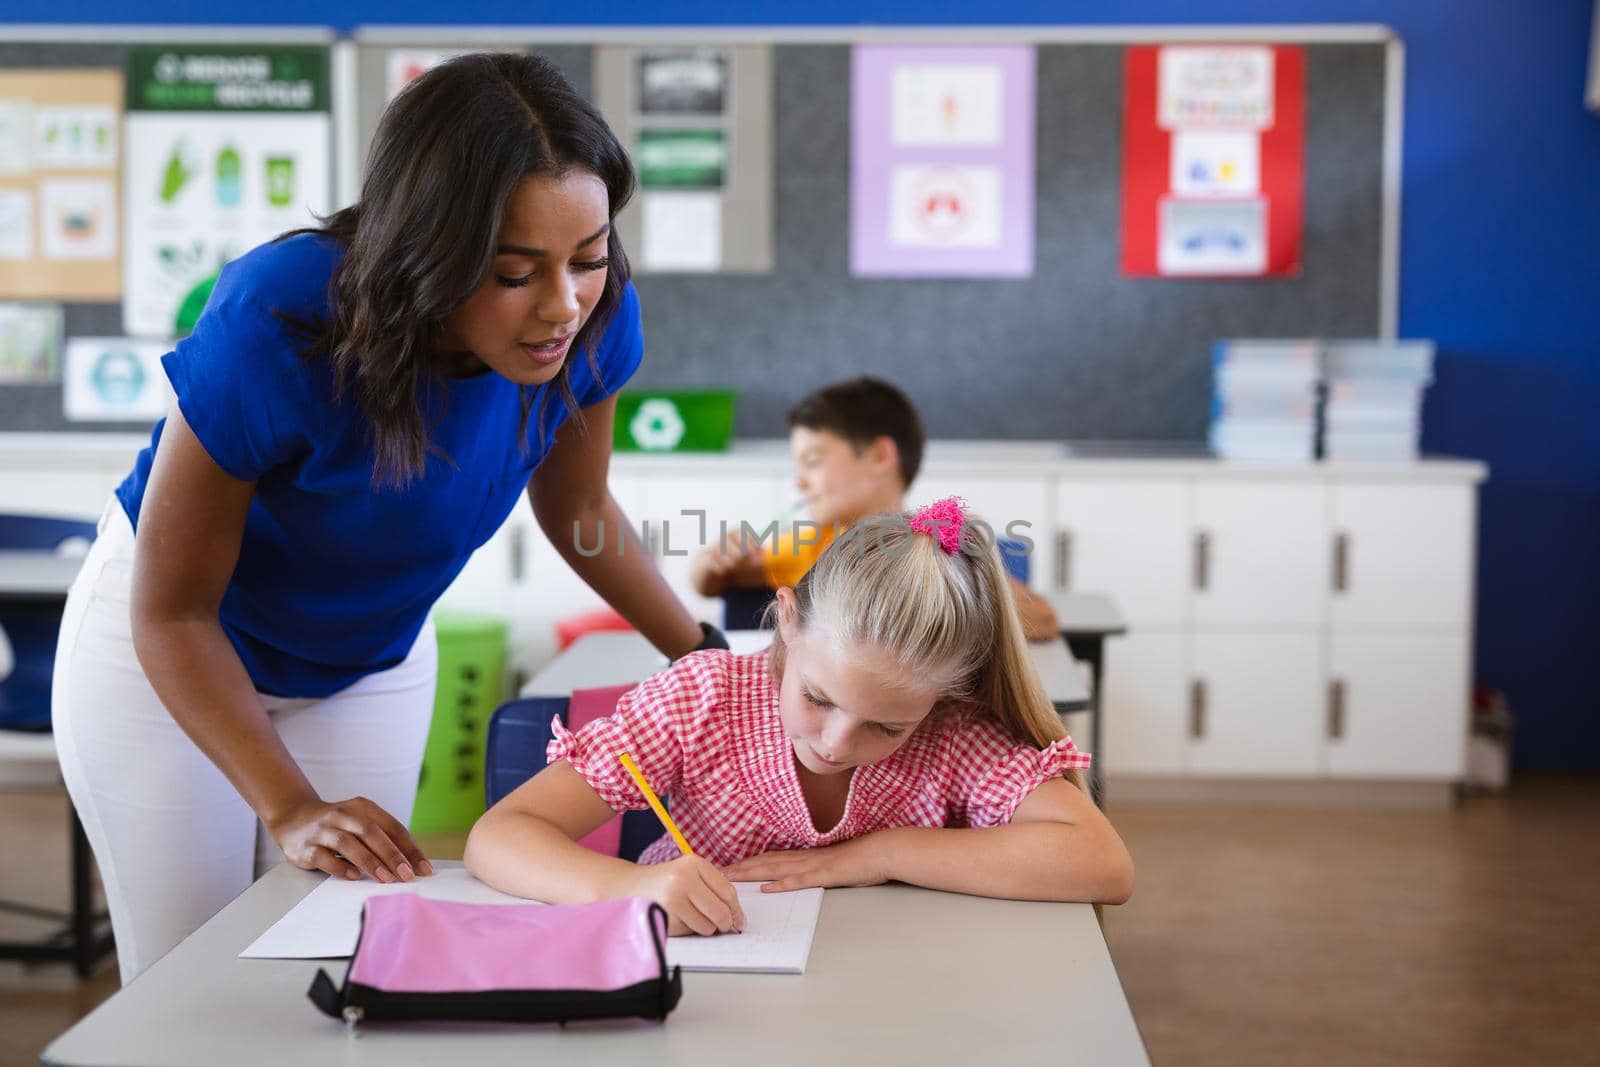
690,376 -> 1060,639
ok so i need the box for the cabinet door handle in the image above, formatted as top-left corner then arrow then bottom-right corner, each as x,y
1328,679 -> 1346,740
509,525 -> 525,583
1055,530 -> 1073,590
1189,679 -> 1207,739
1332,532 -> 1350,593
1192,531 -> 1212,591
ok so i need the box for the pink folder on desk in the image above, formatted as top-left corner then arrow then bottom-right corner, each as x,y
566,683 -> 638,858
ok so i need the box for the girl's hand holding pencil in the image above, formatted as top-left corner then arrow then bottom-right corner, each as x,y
616,856 -> 747,937
617,753 -> 746,937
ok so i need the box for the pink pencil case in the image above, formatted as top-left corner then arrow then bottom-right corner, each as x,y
308,893 -> 681,1026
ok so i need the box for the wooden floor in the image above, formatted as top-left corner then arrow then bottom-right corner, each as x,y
4,774 -> 1598,1067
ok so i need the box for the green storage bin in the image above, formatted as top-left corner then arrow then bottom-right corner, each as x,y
411,612 -> 507,834
613,389 -> 736,452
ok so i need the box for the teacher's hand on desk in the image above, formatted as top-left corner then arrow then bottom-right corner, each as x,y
267,795 -> 434,884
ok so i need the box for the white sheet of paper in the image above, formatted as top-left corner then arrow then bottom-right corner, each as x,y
62,337 -> 171,421
386,51 -> 468,101
0,190 -> 33,259
240,867 -> 525,958
0,100 -> 33,175
241,866 -> 824,974
889,164 -> 1002,249
1157,196 -> 1267,275
34,106 -> 118,168
1170,130 -> 1259,197
40,177 -> 115,260
1158,46 -> 1275,130
641,190 -> 721,272
891,62 -> 1002,147
667,883 -> 823,974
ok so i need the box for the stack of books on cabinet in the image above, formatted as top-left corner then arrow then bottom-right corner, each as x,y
1209,338 -> 1436,462
1208,339 -> 1320,461
1322,340 -> 1435,461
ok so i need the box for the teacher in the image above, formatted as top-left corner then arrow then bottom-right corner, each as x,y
51,53 -> 723,983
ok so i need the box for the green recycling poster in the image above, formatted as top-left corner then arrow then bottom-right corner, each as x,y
123,46 -> 331,338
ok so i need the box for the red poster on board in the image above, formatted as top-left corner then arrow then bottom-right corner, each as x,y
1121,44 -> 1304,277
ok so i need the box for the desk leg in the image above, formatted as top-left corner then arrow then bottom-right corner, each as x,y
69,807 -> 114,977
1065,636 -> 1105,807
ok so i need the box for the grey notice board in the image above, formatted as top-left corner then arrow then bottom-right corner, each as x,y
5,26 -> 1396,441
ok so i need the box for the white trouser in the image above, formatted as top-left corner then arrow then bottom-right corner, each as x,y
52,500 -> 437,984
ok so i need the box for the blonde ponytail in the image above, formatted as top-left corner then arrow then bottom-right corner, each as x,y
769,507 -> 1084,788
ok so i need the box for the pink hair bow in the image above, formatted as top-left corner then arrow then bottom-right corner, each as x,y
910,496 -> 967,556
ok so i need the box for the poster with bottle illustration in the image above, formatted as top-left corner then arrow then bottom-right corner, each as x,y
123,46 -> 331,339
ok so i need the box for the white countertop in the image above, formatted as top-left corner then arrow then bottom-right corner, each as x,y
0,432 -> 1488,483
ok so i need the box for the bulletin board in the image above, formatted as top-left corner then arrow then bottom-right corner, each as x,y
2,25 -> 1398,442
0,29 -> 333,432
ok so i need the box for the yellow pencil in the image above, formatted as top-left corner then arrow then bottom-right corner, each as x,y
618,753 -> 694,857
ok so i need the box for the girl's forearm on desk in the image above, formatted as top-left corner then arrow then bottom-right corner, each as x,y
876,822 -> 1134,904
464,808 -> 637,904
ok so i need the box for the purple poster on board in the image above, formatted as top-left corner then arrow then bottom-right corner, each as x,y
850,44 -> 1035,278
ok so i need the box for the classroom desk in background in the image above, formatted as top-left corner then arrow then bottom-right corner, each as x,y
1048,592 -> 1128,805
0,551 -> 83,600
43,861 -> 1150,1067
0,549 -> 116,977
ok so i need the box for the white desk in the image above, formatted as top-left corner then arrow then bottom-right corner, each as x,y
524,630 -> 1092,711
0,549 -> 113,974
0,550 -> 83,599
1046,593 -> 1128,805
43,861 -> 1149,1066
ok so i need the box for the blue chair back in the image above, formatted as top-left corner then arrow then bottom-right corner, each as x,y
484,698 -> 663,862
0,514 -> 96,731
997,536 -> 1031,584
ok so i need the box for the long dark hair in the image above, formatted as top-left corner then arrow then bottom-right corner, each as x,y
286,53 -> 635,488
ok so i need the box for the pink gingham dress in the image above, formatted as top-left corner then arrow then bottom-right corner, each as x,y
546,649 -> 1092,866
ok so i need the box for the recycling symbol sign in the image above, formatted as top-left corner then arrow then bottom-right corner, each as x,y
630,398 -> 687,451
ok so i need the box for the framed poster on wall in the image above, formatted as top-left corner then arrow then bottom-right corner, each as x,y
122,45 -> 331,338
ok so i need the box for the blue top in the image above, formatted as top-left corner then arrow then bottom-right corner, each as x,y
116,233 -> 644,698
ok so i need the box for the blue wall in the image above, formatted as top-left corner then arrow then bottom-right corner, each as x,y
15,1 -> 1600,769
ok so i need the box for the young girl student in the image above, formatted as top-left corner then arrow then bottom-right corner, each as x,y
466,499 -> 1134,935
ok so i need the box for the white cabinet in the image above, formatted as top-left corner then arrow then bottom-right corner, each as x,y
1330,483 -> 1475,628
0,435 -> 1483,787
439,513 -> 524,617
1187,632 -> 1325,776
1325,632 -> 1470,778
1101,629 -> 1189,776
1053,479 -> 1191,624
516,473 -> 651,623
1191,481 -> 1327,627
639,473 -> 784,621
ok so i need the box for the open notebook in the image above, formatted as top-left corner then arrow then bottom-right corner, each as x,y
241,865 -> 823,974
